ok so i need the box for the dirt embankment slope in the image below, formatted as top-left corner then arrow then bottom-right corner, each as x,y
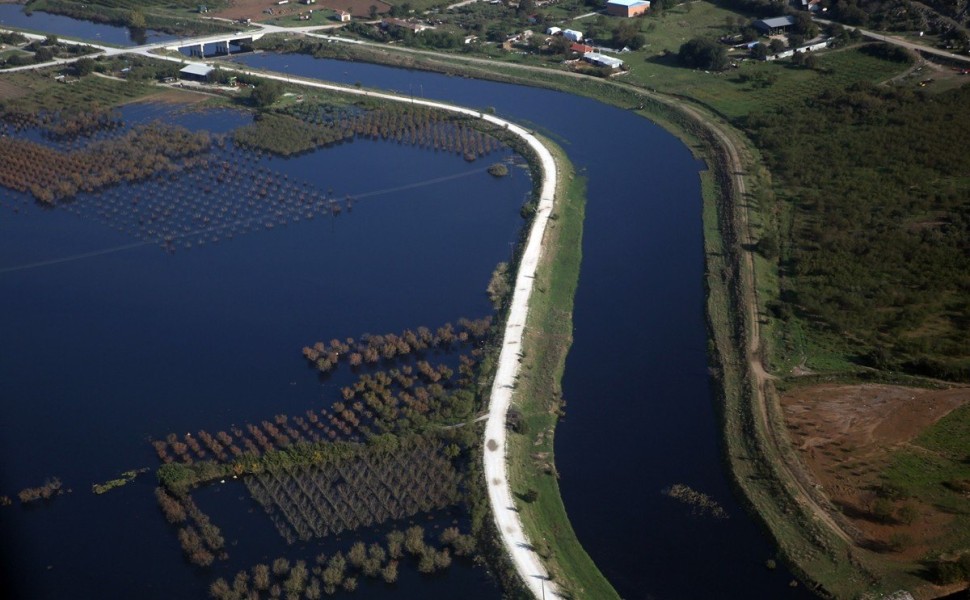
782,384 -> 968,560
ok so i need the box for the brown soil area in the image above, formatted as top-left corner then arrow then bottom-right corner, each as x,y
319,0 -> 391,19
781,383 -> 968,558
212,0 -> 389,21
0,79 -> 28,101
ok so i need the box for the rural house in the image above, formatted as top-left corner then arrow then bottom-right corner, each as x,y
606,0 -> 650,18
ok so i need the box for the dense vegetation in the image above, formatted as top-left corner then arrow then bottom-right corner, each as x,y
0,35 -> 98,69
25,0 -> 236,36
743,80 -> 970,380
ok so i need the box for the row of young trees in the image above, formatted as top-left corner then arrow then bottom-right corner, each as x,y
155,487 -> 226,566
234,102 -> 505,161
153,404 -> 372,467
209,524 -> 476,599
154,315 -> 493,469
244,437 -> 463,544
51,140 -> 352,252
16,477 -> 63,504
0,106 -> 123,142
302,318 -> 492,373
0,123 -> 211,203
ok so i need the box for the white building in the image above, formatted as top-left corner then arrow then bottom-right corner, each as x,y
583,52 -> 623,69
563,29 -> 583,42
546,26 -> 562,35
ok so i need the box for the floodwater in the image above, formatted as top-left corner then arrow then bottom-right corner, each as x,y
0,4 -> 175,46
0,101 -> 529,599
229,53 -> 819,599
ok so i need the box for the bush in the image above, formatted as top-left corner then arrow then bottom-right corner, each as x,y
678,38 -> 728,71
251,79 -> 283,108
871,497 -> 895,523
896,503 -> 919,525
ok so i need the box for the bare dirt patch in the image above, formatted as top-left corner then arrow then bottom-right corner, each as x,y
781,383 -> 968,558
0,79 -> 28,101
212,0 -> 389,22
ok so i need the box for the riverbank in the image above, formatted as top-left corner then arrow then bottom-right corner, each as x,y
501,144 -> 620,600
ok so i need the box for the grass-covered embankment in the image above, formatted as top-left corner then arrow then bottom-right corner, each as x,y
501,140 -> 620,600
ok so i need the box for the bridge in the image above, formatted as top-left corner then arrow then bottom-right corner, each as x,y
163,32 -> 264,57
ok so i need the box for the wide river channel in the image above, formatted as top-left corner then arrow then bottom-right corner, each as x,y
0,8 -> 814,597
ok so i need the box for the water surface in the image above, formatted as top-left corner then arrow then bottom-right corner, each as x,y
0,4 -> 175,46
0,102 -> 527,599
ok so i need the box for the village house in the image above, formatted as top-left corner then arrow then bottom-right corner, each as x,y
606,0 -> 650,18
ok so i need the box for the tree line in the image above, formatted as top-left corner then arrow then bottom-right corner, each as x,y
208,523 -> 477,599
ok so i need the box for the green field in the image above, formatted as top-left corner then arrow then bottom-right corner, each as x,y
267,9 -> 340,28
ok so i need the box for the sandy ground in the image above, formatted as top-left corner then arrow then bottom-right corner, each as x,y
781,383 -> 968,557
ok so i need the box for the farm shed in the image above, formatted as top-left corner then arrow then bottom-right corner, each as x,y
563,29 -> 583,42
179,64 -> 214,82
753,16 -> 796,34
584,52 -> 623,69
606,0 -> 650,18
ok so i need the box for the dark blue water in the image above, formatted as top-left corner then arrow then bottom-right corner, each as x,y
0,104 -> 528,598
228,53 -> 818,599
0,4 -> 175,46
